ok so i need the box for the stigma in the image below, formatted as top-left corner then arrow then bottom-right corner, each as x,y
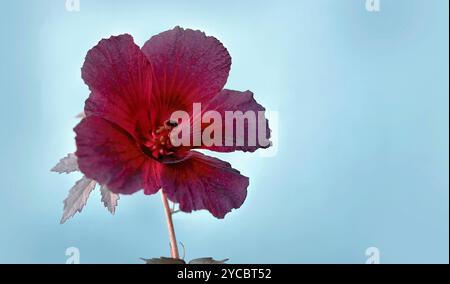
141,120 -> 178,160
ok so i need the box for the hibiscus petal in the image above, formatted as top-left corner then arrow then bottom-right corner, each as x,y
142,160 -> 161,195
75,116 -> 158,194
141,26 -> 231,126
191,89 -> 271,152
81,34 -> 153,137
160,151 -> 249,218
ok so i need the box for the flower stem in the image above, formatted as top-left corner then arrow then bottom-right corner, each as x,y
161,190 -> 179,259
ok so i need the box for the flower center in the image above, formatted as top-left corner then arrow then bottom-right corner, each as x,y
141,120 -> 178,160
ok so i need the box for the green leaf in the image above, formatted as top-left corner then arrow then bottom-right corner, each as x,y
141,257 -> 186,264
188,257 -> 229,264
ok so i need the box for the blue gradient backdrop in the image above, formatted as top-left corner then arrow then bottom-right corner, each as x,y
0,0 -> 448,263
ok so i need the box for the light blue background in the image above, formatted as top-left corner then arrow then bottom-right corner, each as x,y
0,0 -> 448,263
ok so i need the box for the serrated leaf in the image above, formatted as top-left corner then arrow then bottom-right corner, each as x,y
141,257 -> 186,264
60,176 -> 97,224
76,111 -> 86,119
100,185 -> 120,215
51,153 -> 78,174
188,257 -> 229,264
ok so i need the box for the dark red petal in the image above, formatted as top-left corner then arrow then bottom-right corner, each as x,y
75,116 -> 156,194
82,34 -> 153,138
141,26 -> 231,127
142,160 -> 161,195
196,89 -> 271,152
160,151 -> 249,219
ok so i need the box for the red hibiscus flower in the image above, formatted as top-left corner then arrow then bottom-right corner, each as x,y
75,27 -> 271,219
